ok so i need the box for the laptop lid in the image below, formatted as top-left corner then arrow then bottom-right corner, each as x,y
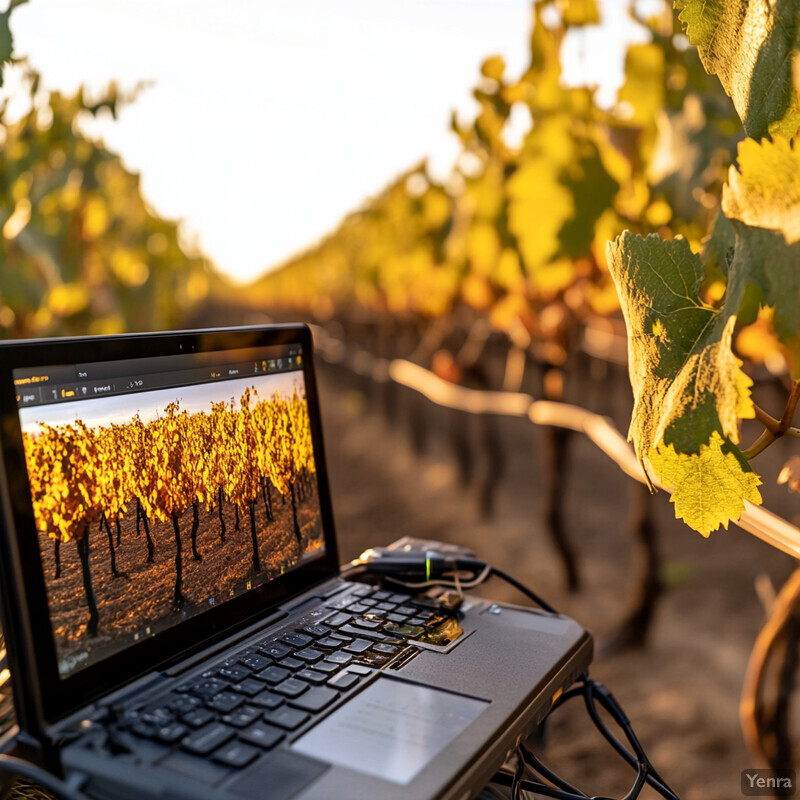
0,325 -> 340,734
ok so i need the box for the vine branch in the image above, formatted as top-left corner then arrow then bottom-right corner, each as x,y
743,381 -> 800,460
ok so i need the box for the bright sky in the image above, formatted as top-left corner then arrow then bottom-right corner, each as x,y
8,0 -> 652,284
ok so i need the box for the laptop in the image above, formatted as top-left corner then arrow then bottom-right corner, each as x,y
0,324 -> 592,800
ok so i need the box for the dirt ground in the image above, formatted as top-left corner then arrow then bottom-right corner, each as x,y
317,360 -> 800,800
40,484 -> 323,674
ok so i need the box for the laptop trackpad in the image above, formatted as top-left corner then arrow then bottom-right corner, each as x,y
291,676 -> 488,785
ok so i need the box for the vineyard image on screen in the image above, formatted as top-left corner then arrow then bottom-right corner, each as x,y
19,373 -> 324,676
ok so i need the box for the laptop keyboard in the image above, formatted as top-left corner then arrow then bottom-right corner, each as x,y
117,584 -> 462,770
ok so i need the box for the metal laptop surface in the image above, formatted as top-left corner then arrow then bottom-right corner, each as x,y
0,325 -> 592,800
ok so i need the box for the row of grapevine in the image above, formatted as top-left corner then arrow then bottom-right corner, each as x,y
250,0 -> 740,373
22,389 -> 315,636
0,65 -> 230,340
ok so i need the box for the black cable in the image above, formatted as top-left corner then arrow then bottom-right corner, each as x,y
486,566 -> 557,614
0,755 -> 90,800
511,750 -> 525,800
510,675 -> 679,800
519,743 -> 587,797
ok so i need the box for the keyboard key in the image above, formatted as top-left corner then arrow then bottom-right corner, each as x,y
142,707 -> 173,726
182,708 -> 215,728
278,657 -> 304,670
372,590 -> 391,601
389,594 -> 410,604
182,722 -> 235,755
289,687 -> 339,713
218,665 -> 251,683
350,585 -> 372,597
296,669 -> 328,685
188,678 -> 228,698
330,632 -> 353,643
373,643 -> 399,655
250,690 -> 284,710
395,606 -> 417,616
240,654 -> 271,671
384,622 -> 426,639
236,678 -> 268,697
259,642 -> 291,659
169,695 -> 200,714
280,632 -> 313,648
352,618 -> 381,630
316,636 -> 343,649
295,647 -> 324,663
155,722 -> 189,744
257,665 -> 291,684
324,651 -> 353,665
273,678 -> 310,698
386,613 -> 407,623
359,598 -> 377,608
325,612 -> 351,627
312,660 -> 340,674
213,740 -> 260,768
130,722 -> 157,739
239,722 -> 284,750
408,617 -> 428,627
222,706 -> 261,728
338,624 -> 384,642
300,624 -> 330,639
347,603 -> 368,614
207,692 -> 244,714
327,672 -> 360,690
262,706 -> 310,731
348,664 -> 373,675
344,638 -> 374,654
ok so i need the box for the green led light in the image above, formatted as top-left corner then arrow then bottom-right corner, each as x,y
426,556 -> 431,582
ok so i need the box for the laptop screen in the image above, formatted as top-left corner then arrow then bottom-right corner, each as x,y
13,340 -> 327,680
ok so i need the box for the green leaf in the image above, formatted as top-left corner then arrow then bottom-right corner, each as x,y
718,136 -> 800,375
608,232 -> 754,459
0,0 -> 27,88
649,431 -> 762,536
674,0 -> 800,139
722,137 -> 800,347
701,208 -> 735,276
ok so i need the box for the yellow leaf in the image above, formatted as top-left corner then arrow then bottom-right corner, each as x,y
82,196 -> 110,240
481,55 -> 505,82
648,432 -> 762,536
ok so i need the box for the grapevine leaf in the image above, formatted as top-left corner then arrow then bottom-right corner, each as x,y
649,431 -> 762,536
618,43 -> 666,126
722,137 -> 800,349
724,137 -> 800,244
701,208 -> 735,276
674,0 -> 800,139
608,232 -> 754,462
558,0 -> 601,27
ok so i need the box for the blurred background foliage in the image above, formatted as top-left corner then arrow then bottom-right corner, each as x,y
0,0 -> 750,367
0,67 -> 225,339
249,0 -> 744,368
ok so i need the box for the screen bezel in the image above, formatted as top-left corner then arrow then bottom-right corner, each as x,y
0,324 -> 340,724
